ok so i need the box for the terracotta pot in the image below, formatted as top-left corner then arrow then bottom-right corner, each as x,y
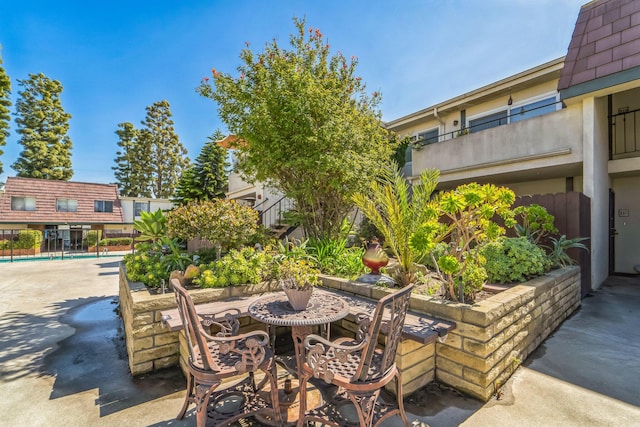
283,287 -> 313,311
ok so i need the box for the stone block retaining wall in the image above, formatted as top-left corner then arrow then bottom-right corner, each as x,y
420,267 -> 580,401
119,263 -> 580,402
118,264 -> 277,375
322,266 -> 581,401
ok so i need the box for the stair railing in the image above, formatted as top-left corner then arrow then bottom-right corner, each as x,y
257,195 -> 296,236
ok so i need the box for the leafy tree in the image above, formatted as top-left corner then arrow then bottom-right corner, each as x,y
198,17 -> 394,240
139,100 -> 189,198
513,204 -> 557,244
172,130 -> 228,205
12,73 -> 73,180
112,122 -> 152,197
0,48 -> 11,179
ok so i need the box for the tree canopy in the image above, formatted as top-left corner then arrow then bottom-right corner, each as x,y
140,100 -> 189,198
171,129 -> 229,206
112,122 -> 150,197
0,49 -> 11,179
198,17 -> 394,239
113,101 -> 190,198
12,73 -> 73,180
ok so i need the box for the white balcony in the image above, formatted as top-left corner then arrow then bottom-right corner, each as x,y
411,106 -> 584,188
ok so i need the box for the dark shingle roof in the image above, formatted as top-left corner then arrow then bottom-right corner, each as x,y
559,0 -> 640,94
0,177 -> 124,224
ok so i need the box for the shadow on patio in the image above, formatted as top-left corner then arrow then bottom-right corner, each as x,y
44,297 -> 185,417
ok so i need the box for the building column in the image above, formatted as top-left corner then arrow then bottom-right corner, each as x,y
582,96 -> 610,290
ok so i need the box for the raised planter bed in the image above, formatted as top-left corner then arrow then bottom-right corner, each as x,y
0,248 -> 41,256
88,245 -> 132,252
322,266 -> 581,401
119,263 -> 580,402
118,263 -> 279,375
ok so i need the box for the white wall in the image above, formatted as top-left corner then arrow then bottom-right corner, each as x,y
612,175 -> 640,273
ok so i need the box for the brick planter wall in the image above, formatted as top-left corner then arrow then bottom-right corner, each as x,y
119,263 -> 580,401
322,266 -> 581,401
118,263 -> 276,376
88,245 -> 132,252
321,277 -> 438,397
0,248 -> 41,256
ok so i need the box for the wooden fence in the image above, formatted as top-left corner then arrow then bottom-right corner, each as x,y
513,192 -> 591,297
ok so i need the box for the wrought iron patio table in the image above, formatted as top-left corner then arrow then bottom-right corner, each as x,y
248,291 -> 349,424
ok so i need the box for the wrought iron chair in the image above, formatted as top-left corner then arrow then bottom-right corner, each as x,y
171,279 -> 282,427
297,284 -> 414,427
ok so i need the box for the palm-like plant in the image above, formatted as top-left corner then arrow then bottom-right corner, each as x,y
352,162 -> 440,287
133,209 -> 167,242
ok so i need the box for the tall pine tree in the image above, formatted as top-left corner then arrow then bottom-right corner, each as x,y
0,48 -> 11,179
112,122 -> 152,197
13,73 -> 73,180
140,100 -> 189,198
172,130 -> 229,205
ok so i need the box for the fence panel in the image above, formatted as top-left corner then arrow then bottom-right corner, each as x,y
515,192 -> 591,297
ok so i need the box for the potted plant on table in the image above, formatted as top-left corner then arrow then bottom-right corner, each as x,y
278,259 -> 320,310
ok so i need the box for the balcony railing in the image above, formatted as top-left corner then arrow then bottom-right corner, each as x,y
611,108 -> 640,159
412,99 -> 565,148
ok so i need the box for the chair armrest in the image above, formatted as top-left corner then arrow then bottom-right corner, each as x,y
198,309 -> 242,337
303,333 -> 369,383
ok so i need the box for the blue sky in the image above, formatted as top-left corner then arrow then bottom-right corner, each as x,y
0,0 -> 585,184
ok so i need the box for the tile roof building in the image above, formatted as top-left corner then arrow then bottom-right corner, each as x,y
0,177 -> 124,224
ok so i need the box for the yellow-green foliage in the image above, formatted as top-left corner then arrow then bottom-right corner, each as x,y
193,247 -> 273,288
166,199 -> 258,252
15,229 -> 43,249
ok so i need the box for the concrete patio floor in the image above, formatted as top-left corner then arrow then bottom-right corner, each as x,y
0,257 -> 638,426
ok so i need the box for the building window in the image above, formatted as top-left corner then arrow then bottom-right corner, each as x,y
509,96 -> 558,123
11,196 -> 36,211
416,128 -> 439,145
94,200 -> 113,213
56,198 -> 78,212
134,201 -> 149,217
469,110 -> 508,132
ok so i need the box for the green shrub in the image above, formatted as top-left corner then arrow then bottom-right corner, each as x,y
84,230 -> 102,247
513,204 -> 557,244
166,199 -> 259,252
193,247 -> 274,288
124,239 -> 194,288
548,235 -> 589,268
124,249 -> 165,288
15,230 -> 43,249
481,237 -> 548,284
0,240 -> 10,250
306,237 -> 367,280
99,237 -> 133,246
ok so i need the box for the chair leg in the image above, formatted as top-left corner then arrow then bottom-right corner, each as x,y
296,372 -> 311,427
395,371 -> 410,427
194,381 -> 221,427
177,372 -> 194,420
266,361 -> 283,425
347,389 -> 381,427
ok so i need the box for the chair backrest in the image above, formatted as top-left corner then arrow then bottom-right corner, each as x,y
355,283 -> 414,382
171,279 -> 218,371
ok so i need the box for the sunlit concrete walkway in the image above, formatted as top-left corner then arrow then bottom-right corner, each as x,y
0,257 -> 638,426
